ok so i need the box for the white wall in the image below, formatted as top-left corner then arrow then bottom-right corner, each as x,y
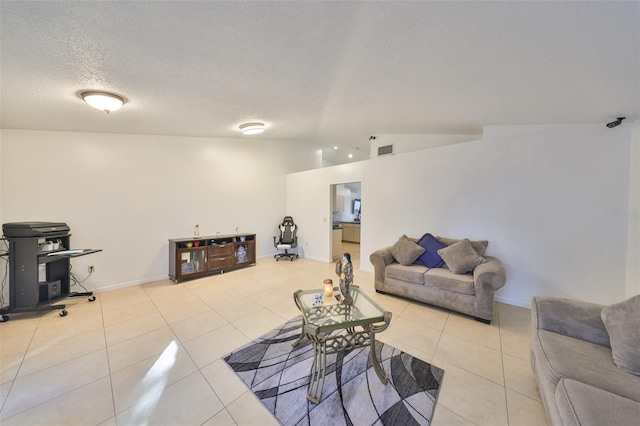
627,120 -> 640,297
287,124 -> 632,307
0,129 -> 320,296
287,163 -> 365,261
370,134 -> 482,158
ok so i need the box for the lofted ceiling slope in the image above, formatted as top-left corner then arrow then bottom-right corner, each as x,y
1,1 -> 639,164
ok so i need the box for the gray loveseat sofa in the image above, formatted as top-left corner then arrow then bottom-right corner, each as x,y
530,296 -> 640,425
370,235 -> 506,323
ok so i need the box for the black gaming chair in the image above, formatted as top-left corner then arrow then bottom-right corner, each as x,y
273,216 -> 298,261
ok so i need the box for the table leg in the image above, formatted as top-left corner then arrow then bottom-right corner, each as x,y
368,311 -> 392,384
292,290 -> 305,347
369,332 -> 389,384
291,335 -> 303,347
305,326 -> 327,404
291,323 -> 305,347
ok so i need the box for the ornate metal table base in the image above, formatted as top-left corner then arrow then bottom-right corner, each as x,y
292,288 -> 392,403
301,312 -> 392,404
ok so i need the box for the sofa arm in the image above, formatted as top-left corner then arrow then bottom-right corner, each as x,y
473,256 -> 506,292
369,247 -> 395,290
531,296 -> 610,347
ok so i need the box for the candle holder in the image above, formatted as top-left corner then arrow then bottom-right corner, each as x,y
323,279 -> 334,297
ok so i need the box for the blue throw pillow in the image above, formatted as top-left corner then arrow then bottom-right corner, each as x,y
416,233 -> 447,268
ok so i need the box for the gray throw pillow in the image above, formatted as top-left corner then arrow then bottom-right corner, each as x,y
437,238 -> 486,274
601,295 -> 640,376
389,235 -> 425,266
437,236 -> 489,256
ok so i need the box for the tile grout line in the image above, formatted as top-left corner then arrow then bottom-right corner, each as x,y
0,310 -> 102,419
497,304 -> 511,426
100,293 -> 119,425
429,312 -> 481,426
0,335 -> 32,415
183,278 -> 258,426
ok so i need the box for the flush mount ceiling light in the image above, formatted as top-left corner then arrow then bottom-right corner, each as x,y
81,91 -> 125,113
239,122 -> 265,135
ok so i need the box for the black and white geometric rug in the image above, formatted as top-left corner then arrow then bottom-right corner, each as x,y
223,316 -> 444,425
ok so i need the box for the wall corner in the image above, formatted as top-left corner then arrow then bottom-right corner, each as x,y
626,119 -> 640,297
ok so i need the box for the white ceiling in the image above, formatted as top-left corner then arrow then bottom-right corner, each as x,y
1,1 -> 639,165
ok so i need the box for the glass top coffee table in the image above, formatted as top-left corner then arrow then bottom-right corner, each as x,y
292,286 -> 392,403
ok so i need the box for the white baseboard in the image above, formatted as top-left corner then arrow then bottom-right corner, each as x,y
301,255 -> 331,263
93,275 -> 169,294
258,253 -> 330,262
261,250 -> 330,263
495,295 -> 531,309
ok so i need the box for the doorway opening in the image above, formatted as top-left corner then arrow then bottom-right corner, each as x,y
330,182 -> 362,268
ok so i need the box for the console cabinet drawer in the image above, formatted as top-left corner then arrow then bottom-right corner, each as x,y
208,255 -> 234,270
209,244 -> 233,256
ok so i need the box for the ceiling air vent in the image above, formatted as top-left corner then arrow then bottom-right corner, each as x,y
378,145 -> 393,156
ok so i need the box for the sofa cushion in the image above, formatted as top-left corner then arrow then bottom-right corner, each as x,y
415,233 -> 446,268
601,294 -> 640,376
389,235 -> 425,266
532,329 -> 640,403
555,379 -> 640,426
385,263 -> 428,284
424,268 -> 475,295
437,239 -> 486,274
437,236 -> 489,256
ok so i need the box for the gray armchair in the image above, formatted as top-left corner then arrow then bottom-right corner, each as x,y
530,296 -> 640,425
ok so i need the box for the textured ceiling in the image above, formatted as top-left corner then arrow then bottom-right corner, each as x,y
1,1 -> 639,165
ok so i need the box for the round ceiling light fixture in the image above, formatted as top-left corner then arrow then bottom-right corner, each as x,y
239,122 -> 265,135
81,91 -> 125,113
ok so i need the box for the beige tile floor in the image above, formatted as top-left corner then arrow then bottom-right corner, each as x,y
0,243 -> 548,425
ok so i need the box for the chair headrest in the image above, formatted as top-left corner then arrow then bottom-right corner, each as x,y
281,216 -> 295,226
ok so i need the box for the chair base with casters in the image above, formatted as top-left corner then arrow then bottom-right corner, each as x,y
273,246 -> 298,261
273,216 -> 299,261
